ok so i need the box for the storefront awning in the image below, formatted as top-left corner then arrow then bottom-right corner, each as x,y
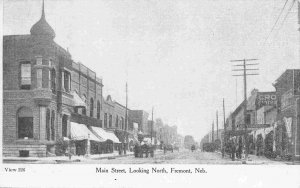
71,91 -> 86,108
70,122 -> 103,142
89,126 -> 121,143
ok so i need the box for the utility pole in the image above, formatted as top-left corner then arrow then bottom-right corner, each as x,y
216,111 -> 219,140
222,98 -> 226,158
230,58 -> 259,159
212,121 -> 214,142
151,107 -> 154,143
124,82 -> 128,152
125,82 -> 128,131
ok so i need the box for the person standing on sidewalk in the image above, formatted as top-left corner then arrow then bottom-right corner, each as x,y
123,143 -> 127,155
231,140 -> 236,161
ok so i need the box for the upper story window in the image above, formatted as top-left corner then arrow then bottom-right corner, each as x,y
90,98 -> 94,117
104,113 -> 108,128
82,94 -> 87,115
121,117 -> 124,130
115,115 -> 119,128
51,68 -> 56,93
63,71 -> 71,92
20,62 -> 31,90
109,114 -> 112,128
97,101 -> 100,119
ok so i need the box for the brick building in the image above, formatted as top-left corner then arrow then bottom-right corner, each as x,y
128,110 -> 149,133
2,3 -> 107,157
273,69 -> 300,158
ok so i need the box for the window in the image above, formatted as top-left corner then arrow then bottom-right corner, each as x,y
82,94 -> 87,115
62,115 -> 68,137
51,110 -> 55,140
63,71 -> 71,92
90,98 -> 94,117
97,101 -> 100,119
20,62 -> 31,90
46,109 -> 50,141
17,107 -> 33,139
115,115 -> 119,128
121,117 -> 124,130
109,114 -> 112,128
104,113 -> 108,128
51,68 -> 56,93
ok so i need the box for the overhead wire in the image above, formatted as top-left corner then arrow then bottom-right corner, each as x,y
260,0 -> 290,48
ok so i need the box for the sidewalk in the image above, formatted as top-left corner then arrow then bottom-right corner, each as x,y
216,151 -> 289,165
3,151 -> 134,164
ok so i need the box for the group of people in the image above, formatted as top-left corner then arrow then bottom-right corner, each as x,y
227,139 -> 245,161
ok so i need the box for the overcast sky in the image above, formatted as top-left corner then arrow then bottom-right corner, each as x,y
3,0 -> 299,141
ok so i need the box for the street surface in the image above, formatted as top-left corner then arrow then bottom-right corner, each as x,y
82,149 -> 286,164
4,149 -> 291,164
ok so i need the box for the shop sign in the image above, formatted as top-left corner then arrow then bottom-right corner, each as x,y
238,124 -> 270,129
256,92 -> 277,109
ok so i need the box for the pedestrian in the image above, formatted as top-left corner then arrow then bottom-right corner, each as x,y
231,141 -> 236,161
118,145 -> 122,155
123,143 -> 127,155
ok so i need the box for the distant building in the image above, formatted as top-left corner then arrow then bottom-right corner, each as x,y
128,110 -> 149,133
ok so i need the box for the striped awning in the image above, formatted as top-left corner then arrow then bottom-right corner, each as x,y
89,126 -> 121,143
70,122 -> 103,142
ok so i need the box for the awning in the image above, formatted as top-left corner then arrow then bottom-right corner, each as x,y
70,122 -> 103,142
71,91 -> 87,108
89,126 -> 121,143
106,131 -> 121,143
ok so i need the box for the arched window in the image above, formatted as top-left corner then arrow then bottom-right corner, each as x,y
109,114 -> 112,128
82,94 -> 87,115
46,109 -> 50,140
90,98 -> 94,117
17,107 -> 33,139
51,110 -> 55,140
115,115 -> 119,128
97,101 -> 100,119
51,68 -> 56,93
63,71 -> 71,92
62,115 -> 68,137
104,113 -> 108,128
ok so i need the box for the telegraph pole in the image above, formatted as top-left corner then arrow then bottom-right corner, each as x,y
230,58 -> 259,159
151,107 -> 154,143
222,98 -> 226,158
212,121 -> 214,142
216,111 -> 219,140
124,82 -> 128,153
125,82 -> 128,131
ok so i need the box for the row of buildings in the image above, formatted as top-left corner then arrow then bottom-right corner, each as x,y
2,3 -> 183,157
201,69 -> 300,160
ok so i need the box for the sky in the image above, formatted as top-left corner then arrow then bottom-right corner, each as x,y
3,0 -> 299,141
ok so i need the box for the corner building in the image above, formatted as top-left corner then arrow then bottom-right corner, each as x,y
3,4 -> 103,157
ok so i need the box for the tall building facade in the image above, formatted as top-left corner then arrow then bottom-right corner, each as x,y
3,3 -> 105,157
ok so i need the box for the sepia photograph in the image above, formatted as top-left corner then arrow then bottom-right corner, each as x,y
1,0 -> 300,187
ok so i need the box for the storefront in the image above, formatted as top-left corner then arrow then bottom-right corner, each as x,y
274,69 -> 300,159
70,122 -> 103,156
89,126 -> 121,154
